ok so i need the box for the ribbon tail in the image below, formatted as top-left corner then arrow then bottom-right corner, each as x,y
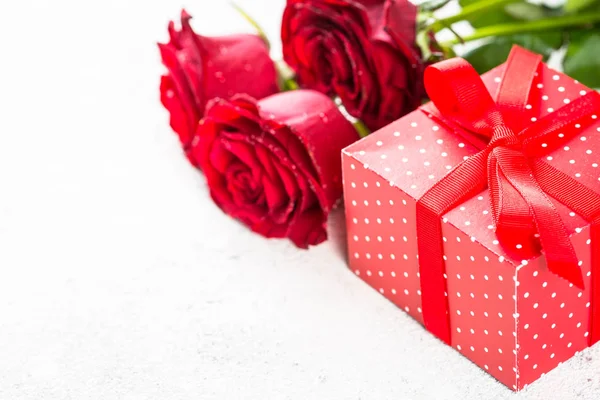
532,159 -> 600,345
488,153 -> 541,260
492,147 -> 583,288
495,46 -> 542,133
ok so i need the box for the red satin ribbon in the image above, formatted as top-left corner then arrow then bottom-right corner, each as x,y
417,46 -> 600,346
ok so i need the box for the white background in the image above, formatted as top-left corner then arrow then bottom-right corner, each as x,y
0,0 -> 599,399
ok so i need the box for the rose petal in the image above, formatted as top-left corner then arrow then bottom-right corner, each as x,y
226,164 -> 265,207
221,138 -> 263,182
261,173 -> 290,220
158,44 -> 200,145
251,218 -> 289,240
208,138 -> 236,174
196,91 -> 357,248
159,11 -> 280,168
258,90 -> 359,211
286,207 -> 327,249
281,0 -> 425,131
381,0 -> 419,64
195,32 -> 278,103
160,75 -> 195,146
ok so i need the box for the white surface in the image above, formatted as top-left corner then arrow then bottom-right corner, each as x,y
1,0 -> 599,399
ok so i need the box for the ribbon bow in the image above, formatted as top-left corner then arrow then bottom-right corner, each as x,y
416,46 -> 600,346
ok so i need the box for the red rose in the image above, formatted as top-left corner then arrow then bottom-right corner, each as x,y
159,10 -> 279,165
281,0 -> 425,131
191,90 -> 359,248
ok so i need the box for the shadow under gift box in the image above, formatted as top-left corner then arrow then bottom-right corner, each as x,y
341,60 -> 600,391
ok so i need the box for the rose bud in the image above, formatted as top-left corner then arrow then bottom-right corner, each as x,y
159,10 -> 279,166
191,90 -> 360,248
281,0 -> 425,131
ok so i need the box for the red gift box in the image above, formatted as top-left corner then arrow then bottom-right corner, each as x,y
341,46 -> 600,391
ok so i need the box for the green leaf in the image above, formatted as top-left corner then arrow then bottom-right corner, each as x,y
463,32 -> 563,74
416,30 -> 433,61
417,11 -> 432,30
565,0 -> 600,13
458,0 -> 562,28
459,0 -> 516,28
418,0 -> 452,12
564,30 -> 600,89
504,3 -> 562,21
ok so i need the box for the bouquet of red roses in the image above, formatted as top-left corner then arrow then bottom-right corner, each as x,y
158,0 -> 600,249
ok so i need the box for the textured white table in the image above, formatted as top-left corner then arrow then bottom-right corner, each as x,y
0,0 -> 598,398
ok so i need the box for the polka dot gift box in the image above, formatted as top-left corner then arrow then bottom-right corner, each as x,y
341,46 -> 600,391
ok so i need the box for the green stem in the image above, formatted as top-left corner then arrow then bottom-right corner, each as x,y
353,120 -> 370,138
230,2 -> 271,49
275,60 -> 299,92
429,0 -> 519,33
283,78 -> 299,91
443,12 -> 600,46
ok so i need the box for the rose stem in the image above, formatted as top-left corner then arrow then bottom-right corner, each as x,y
441,12 -> 600,46
353,120 -> 370,138
230,2 -> 271,49
230,3 -> 300,91
275,60 -> 299,91
428,0 -> 520,33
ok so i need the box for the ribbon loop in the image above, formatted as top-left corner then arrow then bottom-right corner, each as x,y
424,57 -> 499,138
495,46 -> 542,133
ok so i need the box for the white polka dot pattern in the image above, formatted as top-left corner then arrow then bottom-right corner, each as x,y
442,221 -> 518,387
516,228 -> 593,388
341,61 -> 600,391
343,163 -> 424,324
